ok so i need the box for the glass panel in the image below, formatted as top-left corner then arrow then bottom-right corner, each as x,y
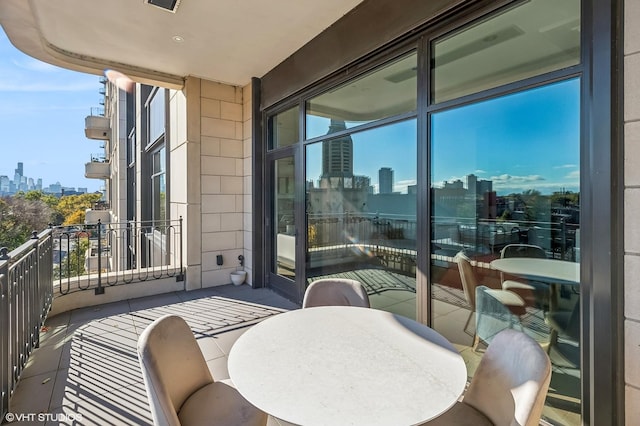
149,89 -> 165,143
306,119 -> 417,318
432,0 -> 580,103
306,53 -> 417,140
268,106 -> 299,149
430,78 -> 580,425
274,156 -> 296,279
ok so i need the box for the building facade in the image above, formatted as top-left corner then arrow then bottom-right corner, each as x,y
0,0 -> 636,424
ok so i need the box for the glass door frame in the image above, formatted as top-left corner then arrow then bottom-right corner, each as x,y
264,145 -> 305,302
256,0 -> 623,421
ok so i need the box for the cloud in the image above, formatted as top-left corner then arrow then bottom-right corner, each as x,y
11,58 -> 59,73
554,164 -> 578,169
565,170 -> 580,179
490,174 -> 545,186
394,179 -> 417,194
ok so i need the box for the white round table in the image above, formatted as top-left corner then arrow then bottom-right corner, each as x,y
490,258 -> 580,285
228,306 -> 467,426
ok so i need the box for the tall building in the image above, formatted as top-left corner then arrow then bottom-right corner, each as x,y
321,119 -> 353,179
379,167 -> 393,194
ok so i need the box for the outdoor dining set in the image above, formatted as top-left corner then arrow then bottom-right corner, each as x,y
136,273 -> 553,426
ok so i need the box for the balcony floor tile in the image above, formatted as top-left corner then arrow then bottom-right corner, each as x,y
8,285 -> 295,425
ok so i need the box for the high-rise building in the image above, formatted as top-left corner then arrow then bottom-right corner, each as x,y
378,167 -> 393,194
321,120 -> 353,179
379,167 -> 393,194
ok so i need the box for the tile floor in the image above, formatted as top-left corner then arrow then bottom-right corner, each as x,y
4,281 -> 579,425
5,285 -> 298,426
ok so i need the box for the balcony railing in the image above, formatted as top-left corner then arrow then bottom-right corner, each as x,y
54,218 -> 184,295
1,229 -> 54,419
0,218 -> 184,419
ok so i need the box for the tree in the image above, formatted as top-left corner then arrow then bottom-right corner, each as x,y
56,193 -> 102,225
64,210 -> 86,226
54,239 -> 89,279
0,198 -> 31,250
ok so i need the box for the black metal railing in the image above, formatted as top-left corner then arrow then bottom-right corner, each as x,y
53,218 -> 184,295
1,229 -> 54,419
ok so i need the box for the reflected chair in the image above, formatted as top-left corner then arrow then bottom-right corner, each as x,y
302,278 -> 370,308
455,251 -> 526,350
475,285 -> 525,348
546,298 -> 580,358
499,244 -> 549,308
137,314 -> 267,426
424,329 -> 552,426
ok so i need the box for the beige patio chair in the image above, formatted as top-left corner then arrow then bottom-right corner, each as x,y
302,278 -> 370,308
137,314 -> 267,426
424,329 -> 552,426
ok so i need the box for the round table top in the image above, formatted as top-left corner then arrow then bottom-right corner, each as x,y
490,258 -> 580,284
228,306 -> 467,426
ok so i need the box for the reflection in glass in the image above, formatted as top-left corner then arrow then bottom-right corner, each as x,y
432,0 -> 580,103
306,119 -> 417,318
306,53 -> 417,140
430,78 -> 580,424
268,106 -> 299,149
274,157 -> 296,279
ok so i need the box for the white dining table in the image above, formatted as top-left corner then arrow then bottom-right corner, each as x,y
228,306 -> 467,426
490,258 -> 580,285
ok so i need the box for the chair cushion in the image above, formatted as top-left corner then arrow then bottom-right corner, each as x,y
485,289 -> 525,307
422,401 -> 493,426
178,381 -> 267,426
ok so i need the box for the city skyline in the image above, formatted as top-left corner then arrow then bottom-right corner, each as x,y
0,31 -> 103,193
0,161 -> 89,195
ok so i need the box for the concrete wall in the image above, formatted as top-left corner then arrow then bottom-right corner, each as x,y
624,1 -> 640,423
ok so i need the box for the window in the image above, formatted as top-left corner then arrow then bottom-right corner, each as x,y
151,147 -> 166,225
148,88 -> 166,145
306,53 -> 417,139
268,106 -> 299,149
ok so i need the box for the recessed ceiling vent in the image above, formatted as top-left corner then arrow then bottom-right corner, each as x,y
146,0 -> 181,13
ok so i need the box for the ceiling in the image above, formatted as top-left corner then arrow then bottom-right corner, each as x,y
0,0 -> 365,89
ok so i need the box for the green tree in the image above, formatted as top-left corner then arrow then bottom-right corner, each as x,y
54,239 -> 89,279
56,193 -> 102,225
0,198 -> 31,250
0,196 -> 55,250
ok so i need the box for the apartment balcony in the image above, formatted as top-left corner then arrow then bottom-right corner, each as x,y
84,161 -> 110,179
7,286 -> 296,424
1,216 -> 581,425
84,115 -> 110,140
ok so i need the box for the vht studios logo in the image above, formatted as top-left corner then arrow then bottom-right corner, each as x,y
4,412 -> 83,422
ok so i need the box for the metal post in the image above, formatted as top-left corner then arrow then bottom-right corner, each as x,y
95,220 -> 104,295
0,247 -> 10,419
177,217 -> 184,282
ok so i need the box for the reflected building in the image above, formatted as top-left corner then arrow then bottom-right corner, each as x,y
321,119 -> 353,181
379,167 -> 394,194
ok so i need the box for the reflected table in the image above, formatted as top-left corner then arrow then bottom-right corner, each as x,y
228,306 -> 467,426
490,258 -> 580,311
489,258 -> 580,285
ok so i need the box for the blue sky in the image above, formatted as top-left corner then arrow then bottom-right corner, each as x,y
306,78 -> 580,196
0,30 -> 102,192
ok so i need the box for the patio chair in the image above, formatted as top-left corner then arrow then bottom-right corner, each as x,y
424,329 -> 552,426
455,251 -> 526,350
500,244 -> 550,308
475,285 -> 526,349
137,314 -> 267,426
302,278 -> 370,308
